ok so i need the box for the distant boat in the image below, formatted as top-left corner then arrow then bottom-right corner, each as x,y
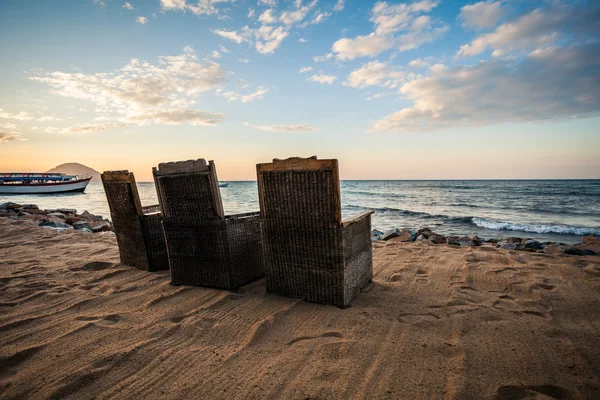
0,172 -> 92,194
218,182 -> 229,188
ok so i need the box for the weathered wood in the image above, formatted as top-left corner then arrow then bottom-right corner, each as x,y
342,210 -> 375,227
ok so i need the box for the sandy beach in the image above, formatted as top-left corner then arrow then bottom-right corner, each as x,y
1,217 -> 599,399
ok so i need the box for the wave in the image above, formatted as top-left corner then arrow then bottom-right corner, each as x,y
344,205 -> 472,223
472,218 -> 600,236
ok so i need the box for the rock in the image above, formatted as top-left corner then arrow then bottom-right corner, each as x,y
371,229 -> 384,241
563,247 -> 585,256
21,204 -> 39,210
428,234 -> 447,244
91,221 -> 112,233
80,228 -> 92,233
581,249 -> 597,256
18,211 -> 32,216
2,202 -> 23,210
39,221 -> 72,230
64,216 -> 82,225
0,210 -> 18,217
458,241 -> 474,247
47,216 -> 66,224
57,208 -> 77,215
486,238 -> 499,244
381,228 -> 401,241
471,235 -> 484,246
73,221 -> 92,231
417,227 -> 432,239
387,229 -> 417,242
416,235 -> 425,241
500,242 -> 518,250
524,239 -> 544,250
581,235 -> 600,252
505,237 -> 523,244
47,212 -> 66,219
81,210 -> 104,221
543,244 -> 562,254
446,236 -> 460,246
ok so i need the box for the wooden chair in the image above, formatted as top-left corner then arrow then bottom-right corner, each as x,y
256,156 -> 374,307
153,159 -> 264,290
101,170 -> 168,272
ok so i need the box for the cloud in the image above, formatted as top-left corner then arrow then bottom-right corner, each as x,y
62,123 -> 128,133
160,0 -> 235,17
219,45 -> 230,53
243,122 -> 316,132
298,37 -> 307,43
211,50 -> 222,58
248,8 -> 255,18
258,0 -> 277,6
299,66 -> 313,73
237,58 -> 249,63
125,109 -> 224,125
30,47 -> 228,128
459,1 -> 506,30
313,53 -> 333,62
123,2 -> 134,11
365,92 -> 393,101
331,0 -> 446,60
309,74 -> 337,84
333,0 -> 344,12
259,9 -> 276,24
345,61 -> 407,89
92,0 -> 107,8
456,2 -> 599,58
407,58 -> 431,68
0,108 -> 33,121
312,12 -> 331,25
136,16 -> 149,24
372,43 -> 600,133
0,130 -> 26,143
216,86 -> 268,103
212,29 -> 247,44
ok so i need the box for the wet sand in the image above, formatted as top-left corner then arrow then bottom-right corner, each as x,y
1,218 -> 599,399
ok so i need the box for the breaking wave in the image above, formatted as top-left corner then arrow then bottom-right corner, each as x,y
472,218 -> 600,236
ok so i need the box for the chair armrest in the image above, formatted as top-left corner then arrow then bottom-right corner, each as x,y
342,210 -> 374,227
224,211 -> 261,220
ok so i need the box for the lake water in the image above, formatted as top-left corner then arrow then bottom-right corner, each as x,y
2,180 -> 599,244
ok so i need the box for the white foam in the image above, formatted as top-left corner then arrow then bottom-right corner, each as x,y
472,217 -> 600,236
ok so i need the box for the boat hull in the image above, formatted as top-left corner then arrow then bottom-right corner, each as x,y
0,178 -> 92,194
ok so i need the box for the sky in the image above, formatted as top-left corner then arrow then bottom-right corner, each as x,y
0,0 -> 598,181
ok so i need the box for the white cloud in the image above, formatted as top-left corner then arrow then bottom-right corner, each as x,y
299,66 -> 313,73
372,43 -> 600,133
213,29 -> 247,44
345,61 -> 407,89
0,108 -> 33,121
456,2 -> 596,58
30,48 -> 228,128
238,58 -> 249,63
309,74 -> 337,84
243,122 -> 316,132
312,12 -> 331,25
279,6 -> 311,25
0,122 -> 17,130
62,123 -> 128,134
365,92 -> 392,101
92,0 -> 107,8
123,2 -> 134,10
136,16 -> 149,24
259,9 -> 276,24
248,8 -> 255,18
333,0 -> 345,12
298,37 -> 307,43
459,1 -> 506,30
313,53 -> 333,62
258,0 -> 277,7
0,130 -> 26,142
219,45 -> 230,53
211,50 -> 222,58
217,86 -> 268,103
332,0 -> 446,60
408,58 -> 431,68
160,0 -> 186,10
160,0 -> 235,17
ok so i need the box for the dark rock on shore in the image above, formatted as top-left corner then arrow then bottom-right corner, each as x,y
0,202 -> 112,233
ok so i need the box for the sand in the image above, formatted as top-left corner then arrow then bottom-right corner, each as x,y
1,218 -> 599,399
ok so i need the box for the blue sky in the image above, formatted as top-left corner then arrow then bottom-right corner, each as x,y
0,0 -> 598,180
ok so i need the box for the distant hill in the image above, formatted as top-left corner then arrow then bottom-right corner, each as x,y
46,163 -> 102,182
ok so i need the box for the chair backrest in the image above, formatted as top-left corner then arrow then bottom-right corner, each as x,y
256,156 -> 342,226
101,170 -> 144,218
153,159 -> 224,222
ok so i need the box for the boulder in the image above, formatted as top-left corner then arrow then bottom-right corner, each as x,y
65,216 -> 82,225
57,208 -> 77,215
416,235 -> 425,241
446,236 -> 460,246
505,237 -> 523,244
458,240 -> 474,247
91,221 -> 112,233
471,235 -> 484,246
417,227 -> 432,239
428,234 -> 447,244
39,221 -> 72,230
486,238 -> 500,244
387,229 -> 417,242
47,212 -> 66,219
47,216 -> 66,224
524,239 -> 544,250
2,202 -> 23,210
73,221 -> 92,231
21,204 -> 39,210
381,228 -> 401,241
81,210 -> 104,221
499,242 -> 518,250
371,229 -> 384,241
0,210 -> 18,217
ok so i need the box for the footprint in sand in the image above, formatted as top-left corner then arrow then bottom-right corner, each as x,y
397,313 -> 439,324
287,331 -> 344,346
70,261 -> 115,272
74,314 -> 121,326
494,384 -> 577,400
415,267 -> 430,284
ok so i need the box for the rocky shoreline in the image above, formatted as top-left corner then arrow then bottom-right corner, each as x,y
372,227 -> 599,256
0,202 -> 113,233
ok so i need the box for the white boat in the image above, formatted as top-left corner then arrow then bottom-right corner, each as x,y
0,172 -> 92,194
218,182 -> 229,187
